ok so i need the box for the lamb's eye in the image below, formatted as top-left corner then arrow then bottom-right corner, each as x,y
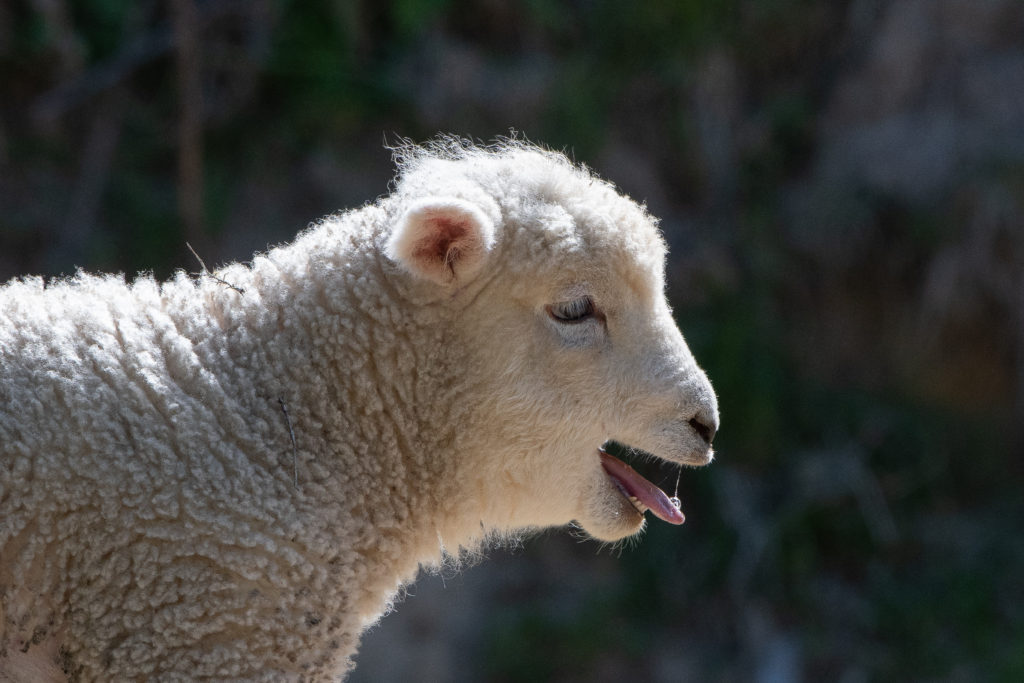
547,296 -> 596,323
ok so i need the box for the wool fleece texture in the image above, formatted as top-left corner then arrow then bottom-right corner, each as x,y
0,138 -> 718,681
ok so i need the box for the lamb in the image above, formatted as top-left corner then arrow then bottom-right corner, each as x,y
0,138 -> 719,681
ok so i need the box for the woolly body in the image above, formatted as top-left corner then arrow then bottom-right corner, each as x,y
0,140 -> 718,680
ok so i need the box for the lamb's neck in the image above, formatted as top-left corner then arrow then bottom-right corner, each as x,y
247,218 -> 480,556
144,216 -> 502,634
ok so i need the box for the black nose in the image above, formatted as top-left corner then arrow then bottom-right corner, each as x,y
688,414 -> 717,445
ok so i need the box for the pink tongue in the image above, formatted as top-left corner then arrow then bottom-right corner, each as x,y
599,448 -> 685,525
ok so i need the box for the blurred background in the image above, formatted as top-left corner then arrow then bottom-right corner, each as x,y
2,0 -> 1023,680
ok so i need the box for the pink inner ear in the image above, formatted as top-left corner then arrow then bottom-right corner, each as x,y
412,216 -> 472,271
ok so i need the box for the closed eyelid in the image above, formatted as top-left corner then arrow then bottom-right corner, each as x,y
546,296 -> 605,324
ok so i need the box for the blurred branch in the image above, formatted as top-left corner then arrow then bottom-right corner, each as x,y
30,0 -> 256,126
797,445 -> 899,546
47,91 -> 126,273
715,467 -> 776,601
31,28 -> 173,126
170,0 -> 206,249
1015,251 -> 1024,451
28,0 -> 85,77
200,0 -> 276,124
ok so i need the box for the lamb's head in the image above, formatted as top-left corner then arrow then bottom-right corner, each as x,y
384,141 -> 718,542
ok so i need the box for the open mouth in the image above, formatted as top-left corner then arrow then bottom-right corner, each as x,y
599,446 -> 686,525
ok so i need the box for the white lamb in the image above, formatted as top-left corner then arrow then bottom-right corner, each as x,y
0,138 -> 718,681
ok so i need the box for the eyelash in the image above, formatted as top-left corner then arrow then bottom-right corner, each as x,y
547,296 -> 596,323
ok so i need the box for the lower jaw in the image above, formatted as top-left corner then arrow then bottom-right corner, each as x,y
578,495 -> 646,542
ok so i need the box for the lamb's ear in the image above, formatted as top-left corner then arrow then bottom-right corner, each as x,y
386,197 -> 496,286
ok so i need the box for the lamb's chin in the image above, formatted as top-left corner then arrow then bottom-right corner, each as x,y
575,467 -> 647,542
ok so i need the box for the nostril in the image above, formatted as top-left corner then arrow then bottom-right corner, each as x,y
688,416 -> 716,445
